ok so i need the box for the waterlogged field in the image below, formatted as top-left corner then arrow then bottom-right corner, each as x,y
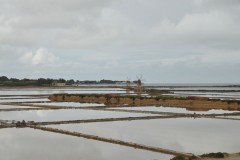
111,106 -> 239,114
31,102 -> 105,107
0,128 -> 171,160
0,109 -> 155,122
164,91 -> 240,100
0,87 -> 130,95
51,118 -> 240,154
0,87 -> 240,160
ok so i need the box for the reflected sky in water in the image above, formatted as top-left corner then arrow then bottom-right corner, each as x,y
0,105 -> 35,109
0,109 -> 154,122
0,88 -> 129,95
0,98 -> 49,103
32,102 -> 105,107
164,91 -> 240,100
51,118 -> 240,155
113,106 -> 239,114
0,88 -> 239,160
151,87 -> 240,91
0,128 -> 171,160
0,96 -> 40,99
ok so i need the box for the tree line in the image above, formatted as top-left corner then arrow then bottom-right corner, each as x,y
0,76 -> 75,86
0,76 -> 126,86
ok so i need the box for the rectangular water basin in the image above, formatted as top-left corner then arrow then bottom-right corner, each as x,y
51,118 -> 240,155
31,102 -> 105,107
0,98 -> 50,103
0,109 -> 155,122
111,106 -> 239,114
0,105 -> 37,109
0,128 -> 171,160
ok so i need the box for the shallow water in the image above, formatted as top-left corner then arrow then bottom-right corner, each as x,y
0,98 -> 50,103
0,87 -> 239,159
112,106 -> 239,114
0,109 -> 154,122
0,88 -> 130,95
51,118 -> 240,155
146,85 -> 240,100
217,116 -> 240,119
0,105 -> 36,109
31,102 -> 105,107
163,91 -> 240,100
0,96 -> 41,99
149,86 -> 240,91
0,128 -> 171,160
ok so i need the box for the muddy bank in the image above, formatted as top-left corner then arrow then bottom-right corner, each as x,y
48,94 -> 240,111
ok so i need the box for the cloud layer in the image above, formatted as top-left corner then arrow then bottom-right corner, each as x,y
0,0 -> 240,83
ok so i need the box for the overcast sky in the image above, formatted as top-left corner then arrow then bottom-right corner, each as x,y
0,0 -> 240,83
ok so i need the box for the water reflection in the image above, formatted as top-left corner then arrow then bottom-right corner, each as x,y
0,98 -> 49,103
164,91 -> 240,100
51,118 -> 240,155
0,109 -> 154,122
0,88 -> 130,95
0,87 -> 239,159
0,96 -> 40,99
32,102 -> 105,107
0,105 -> 35,109
112,106 -> 238,114
0,128 -> 171,160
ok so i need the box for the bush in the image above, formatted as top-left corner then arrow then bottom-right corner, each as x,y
170,156 -> 185,160
201,152 -> 225,158
188,155 -> 198,160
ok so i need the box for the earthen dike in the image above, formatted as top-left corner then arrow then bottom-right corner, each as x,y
49,94 -> 240,111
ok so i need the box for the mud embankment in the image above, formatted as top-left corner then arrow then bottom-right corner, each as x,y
49,94 -> 240,111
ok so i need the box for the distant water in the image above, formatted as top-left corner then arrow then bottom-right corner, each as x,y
144,84 -> 240,100
143,83 -> 240,87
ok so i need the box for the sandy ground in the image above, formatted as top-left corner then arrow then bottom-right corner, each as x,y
200,153 -> 240,160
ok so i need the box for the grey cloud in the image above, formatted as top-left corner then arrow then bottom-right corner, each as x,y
198,0 -> 240,8
1,0 -> 240,49
0,0 -> 240,82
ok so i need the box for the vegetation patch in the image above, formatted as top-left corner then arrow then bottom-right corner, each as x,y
170,156 -> 185,160
200,152 -> 225,158
170,155 -> 198,160
188,155 -> 198,160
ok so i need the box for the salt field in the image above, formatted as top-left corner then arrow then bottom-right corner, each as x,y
0,87 -> 240,160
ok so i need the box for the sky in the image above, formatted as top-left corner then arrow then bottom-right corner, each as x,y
0,0 -> 240,83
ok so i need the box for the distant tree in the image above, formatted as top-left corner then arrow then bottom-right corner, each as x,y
82,80 -> 97,84
0,76 -> 9,81
37,78 -> 47,85
58,78 -> 66,83
37,78 -> 54,86
22,78 -> 30,81
66,79 -> 75,85
46,78 -> 53,84
100,79 -> 116,84
10,78 -> 19,82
